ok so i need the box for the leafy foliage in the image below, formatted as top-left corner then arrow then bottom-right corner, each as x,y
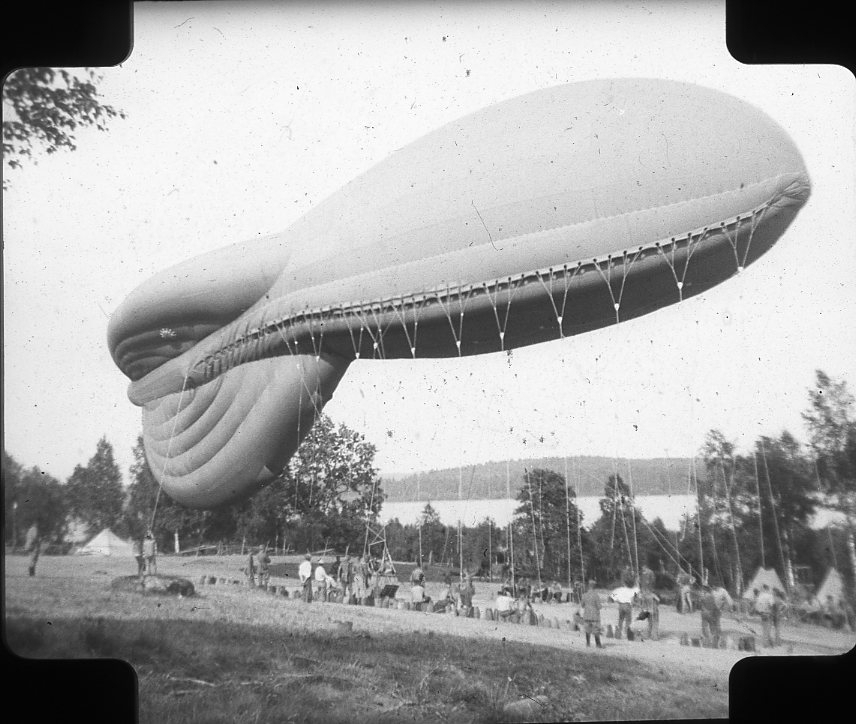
65,437 -> 124,537
3,450 -> 68,544
3,67 -> 125,183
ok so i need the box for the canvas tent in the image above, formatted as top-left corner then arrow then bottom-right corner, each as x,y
76,529 -> 134,557
742,567 -> 786,599
817,567 -> 846,605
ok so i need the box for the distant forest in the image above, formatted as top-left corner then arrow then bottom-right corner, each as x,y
382,456 -> 698,501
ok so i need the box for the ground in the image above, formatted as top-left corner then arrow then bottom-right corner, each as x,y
5,553 -> 854,723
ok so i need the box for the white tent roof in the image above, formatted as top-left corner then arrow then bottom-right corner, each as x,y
817,567 -> 846,605
76,529 -> 134,556
742,567 -> 786,599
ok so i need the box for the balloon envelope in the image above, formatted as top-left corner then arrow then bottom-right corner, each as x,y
108,78 -> 810,507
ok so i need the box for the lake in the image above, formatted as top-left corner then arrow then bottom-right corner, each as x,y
379,495 -> 846,531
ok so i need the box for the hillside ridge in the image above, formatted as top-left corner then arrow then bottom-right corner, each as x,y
381,456 -> 698,501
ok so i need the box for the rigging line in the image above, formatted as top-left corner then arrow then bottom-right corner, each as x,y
525,468 -> 543,589
813,457 -> 839,569
367,304 -> 397,360
534,263 -> 581,338
611,457 -> 633,577
342,303 -> 367,359
693,457 -> 705,584
390,295 -> 424,358
436,283 -> 474,356
719,456 -> 744,595
760,439 -> 789,591
352,307 -> 381,359
626,459 -> 641,581
741,203 -> 770,270
753,451 -> 766,568
641,515 -> 701,580
484,276 -> 521,351
576,456 -> 585,583
564,457 -> 573,587
149,374 -> 191,533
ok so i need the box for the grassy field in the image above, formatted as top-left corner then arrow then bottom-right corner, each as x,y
6,614 -> 726,723
6,553 -> 852,722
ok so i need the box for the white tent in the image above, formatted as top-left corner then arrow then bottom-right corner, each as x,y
817,567 -> 846,605
76,529 -> 135,557
742,566 -> 786,599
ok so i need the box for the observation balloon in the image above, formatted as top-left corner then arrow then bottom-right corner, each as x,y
108,78 -> 811,508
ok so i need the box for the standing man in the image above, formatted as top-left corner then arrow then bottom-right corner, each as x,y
754,584 -> 775,647
339,555 -> 354,603
458,572 -> 475,613
638,589 -> 660,641
246,547 -> 257,587
354,556 -> 368,604
27,528 -> 42,577
610,582 -> 638,640
678,571 -> 694,614
699,585 -> 722,646
410,560 -> 425,587
580,580 -> 604,648
314,558 -> 328,602
134,537 -> 145,580
143,531 -> 157,576
257,545 -> 271,588
299,553 -> 313,603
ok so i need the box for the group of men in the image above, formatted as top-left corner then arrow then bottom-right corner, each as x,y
296,553 -> 391,603
409,564 -> 476,613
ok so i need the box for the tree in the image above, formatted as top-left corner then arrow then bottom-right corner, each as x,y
280,414 -> 384,554
3,451 -> 68,546
3,450 -> 25,547
802,369 -> 856,593
3,67 -> 125,185
587,474 -> 643,586
65,437 -> 124,536
510,468 -> 584,584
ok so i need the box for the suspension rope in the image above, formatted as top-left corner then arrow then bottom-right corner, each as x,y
534,263 -> 582,338
760,439 -> 789,592
593,249 -> 644,324
148,375 -> 191,534
720,456 -> 744,595
753,451 -> 766,568
626,459 -> 641,581
484,277 -> 521,351
525,468 -> 543,589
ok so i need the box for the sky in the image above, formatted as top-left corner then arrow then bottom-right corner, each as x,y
3,0 -> 855,491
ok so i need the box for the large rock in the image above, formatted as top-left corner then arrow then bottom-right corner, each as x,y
110,575 -> 195,597
502,696 -> 550,721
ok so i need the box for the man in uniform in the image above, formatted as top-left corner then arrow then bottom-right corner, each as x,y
699,584 -> 723,645
754,584 -> 775,647
246,547 -> 257,587
314,558 -> 328,602
143,531 -> 157,576
299,553 -> 313,602
257,545 -> 271,588
580,580 -> 604,648
338,555 -> 354,602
